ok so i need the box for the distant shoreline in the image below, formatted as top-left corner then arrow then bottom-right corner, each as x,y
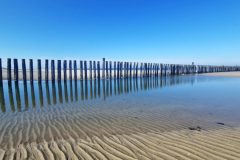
202,71 -> 240,78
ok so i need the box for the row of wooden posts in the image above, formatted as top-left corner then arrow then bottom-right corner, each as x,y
0,58 -> 240,85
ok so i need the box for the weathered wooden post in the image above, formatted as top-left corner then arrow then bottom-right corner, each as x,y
7,58 -> 12,83
120,62 -> 123,78
124,62 -> 126,78
84,60 -> 87,80
89,61 -> 92,80
106,61 -> 109,79
147,63 -> 150,77
164,64 -> 168,76
69,60 -> 72,81
38,59 -> 42,83
102,58 -> 105,79
109,61 -> 112,79
126,62 -> 129,78
114,61 -> 116,78
150,63 -> 153,76
13,59 -> 18,82
74,60 -> 77,81
93,61 -> 96,79
57,60 -> 61,81
80,60 -> 83,80
136,63 -> 138,78
160,64 -> 163,76
45,60 -> 49,82
51,60 -> 55,82
156,64 -> 159,76
97,61 -> 100,80
117,62 -> 120,79
63,60 -> 67,82
129,62 -> 132,78
22,59 -> 27,83
29,59 -> 33,83
0,59 -> 2,87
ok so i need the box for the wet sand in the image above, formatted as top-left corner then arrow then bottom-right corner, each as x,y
0,99 -> 240,160
1,127 -> 240,160
202,72 -> 240,78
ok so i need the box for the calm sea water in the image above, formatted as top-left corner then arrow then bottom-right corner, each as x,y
0,75 -> 240,125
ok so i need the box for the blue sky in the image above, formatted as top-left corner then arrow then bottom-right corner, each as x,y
0,0 -> 240,65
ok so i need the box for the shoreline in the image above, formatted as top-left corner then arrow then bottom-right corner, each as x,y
202,71 -> 240,78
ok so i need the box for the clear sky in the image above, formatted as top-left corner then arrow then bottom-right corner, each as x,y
0,0 -> 239,65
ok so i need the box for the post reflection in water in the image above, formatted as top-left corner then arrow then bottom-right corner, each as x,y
8,82 -> 15,112
58,81 -> 63,104
80,80 -> 84,100
64,82 -> 69,103
52,82 -> 57,105
0,76 -> 205,113
45,82 -> 51,105
38,82 -> 44,107
85,80 -> 88,100
0,85 -> 5,112
74,81 -> 77,101
90,80 -> 93,99
14,81 -> 21,111
23,81 -> 29,109
30,82 -> 36,108
70,81 -> 73,102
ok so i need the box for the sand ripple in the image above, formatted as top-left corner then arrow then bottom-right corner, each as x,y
0,128 -> 240,160
0,100 -> 240,159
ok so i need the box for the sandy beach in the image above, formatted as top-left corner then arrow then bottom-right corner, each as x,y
1,127 -> 240,160
202,72 -> 240,78
0,98 -> 240,160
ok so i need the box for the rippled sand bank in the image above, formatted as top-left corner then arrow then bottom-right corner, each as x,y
0,99 -> 240,160
1,127 -> 240,160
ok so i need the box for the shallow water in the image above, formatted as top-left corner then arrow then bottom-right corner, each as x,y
0,75 -> 240,151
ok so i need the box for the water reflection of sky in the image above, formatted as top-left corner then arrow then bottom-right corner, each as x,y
0,75 -> 240,124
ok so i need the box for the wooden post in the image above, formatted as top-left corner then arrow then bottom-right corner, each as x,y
102,58 -> 105,79
7,58 -> 12,83
29,59 -> 33,83
22,59 -> 27,83
89,61 -> 92,80
13,59 -> 18,82
160,64 -> 163,76
97,61 -> 100,80
45,60 -> 49,82
0,59 -> 2,87
109,61 -> 112,79
146,63 -> 149,77
128,62 -> 131,78
117,62 -> 119,79
57,60 -> 61,81
84,60 -> 87,80
136,63 -> 138,77
126,62 -> 129,78
38,59 -> 42,83
93,61 -> 96,79
120,62 -> 123,78
51,60 -> 55,82
124,62 -> 127,78
63,60 -> 67,82
74,60 -> 77,81
80,60 -> 83,80
106,61 -> 109,79
69,60 -> 72,81
114,61 -> 116,78
140,63 -> 142,77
